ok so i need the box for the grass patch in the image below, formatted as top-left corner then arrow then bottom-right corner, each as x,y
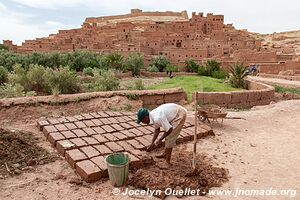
147,76 -> 240,101
275,85 -> 300,95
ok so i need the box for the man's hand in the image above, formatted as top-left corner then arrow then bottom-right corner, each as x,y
146,143 -> 155,152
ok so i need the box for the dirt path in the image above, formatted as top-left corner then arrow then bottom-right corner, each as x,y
0,100 -> 299,200
249,76 -> 300,89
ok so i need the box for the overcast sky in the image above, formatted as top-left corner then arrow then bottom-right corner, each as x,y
1,0 -> 300,45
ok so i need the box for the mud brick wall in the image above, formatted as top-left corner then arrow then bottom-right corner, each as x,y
37,111 -> 213,182
259,73 -> 300,81
194,80 -> 275,108
0,88 -> 186,109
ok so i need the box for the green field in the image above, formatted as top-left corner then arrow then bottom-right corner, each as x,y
147,76 -> 240,101
274,85 -> 300,95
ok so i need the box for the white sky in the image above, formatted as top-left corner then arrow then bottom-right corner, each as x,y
1,0 -> 300,45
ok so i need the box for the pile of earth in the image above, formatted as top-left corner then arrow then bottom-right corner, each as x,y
128,151 -> 229,199
0,128 -> 57,177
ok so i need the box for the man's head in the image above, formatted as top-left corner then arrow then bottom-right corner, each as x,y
137,108 -> 150,124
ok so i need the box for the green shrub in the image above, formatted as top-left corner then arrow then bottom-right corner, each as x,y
0,66 -> 9,85
8,64 -> 29,90
83,67 -> 94,76
229,63 -> 248,89
104,53 -> 126,72
126,53 -> 144,76
185,60 -> 199,72
0,83 -> 25,98
147,65 -> 159,72
206,60 -> 221,76
197,66 -> 208,76
0,44 -> 9,51
26,64 -> 48,93
165,65 -> 178,72
89,69 -> 120,91
44,67 -> 80,95
126,78 -> 145,90
150,55 -> 170,72
212,70 -> 228,79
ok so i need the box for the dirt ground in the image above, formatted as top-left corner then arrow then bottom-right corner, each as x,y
0,99 -> 299,200
248,76 -> 300,89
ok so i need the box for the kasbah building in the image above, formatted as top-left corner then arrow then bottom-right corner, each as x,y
3,9 -> 300,74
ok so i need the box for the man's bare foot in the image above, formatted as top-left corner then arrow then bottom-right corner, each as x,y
155,152 -> 166,158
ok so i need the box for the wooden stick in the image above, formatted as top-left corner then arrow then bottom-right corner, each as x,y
192,92 -> 198,170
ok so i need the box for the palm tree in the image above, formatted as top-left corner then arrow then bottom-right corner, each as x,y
229,63 -> 248,89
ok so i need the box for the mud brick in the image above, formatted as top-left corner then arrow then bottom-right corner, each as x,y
92,134 -> 108,144
72,129 -> 87,137
198,124 -> 211,132
66,149 -> 87,168
115,116 -> 126,123
110,124 -> 124,131
113,112 -> 123,117
91,119 -> 103,126
81,113 -> 94,120
119,122 -> 132,130
37,120 -> 49,131
48,118 -> 60,125
74,115 -> 84,121
43,125 -> 58,137
66,116 -> 78,122
105,142 -> 124,152
80,146 -> 100,158
179,130 -> 192,142
83,120 -> 95,127
127,152 -> 142,169
120,130 -> 135,139
74,121 -> 87,128
70,138 -> 87,148
127,139 -> 145,150
56,140 -> 75,156
122,116 -> 133,122
107,117 -> 118,124
103,133 -> 118,141
143,125 -> 153,133
128,149 -> 148,159
136,136 -> 151,147
55,124 -> 68,131
82,137 -> 99,145
90,156 -> 108,177
83,127 -> 97,136
64,123 -> 77,130
143,134 -> 153,143
93,127 -> 105,134
182,127 -> 194,136
75,160 -> 102,182
127,115 -> 136,121
128,121 -> 141,128
90,112 -> 101,118
117,141 -> 134,150
112,132 -> 127,140
100,118 -> 110,125
129,128 -> 144,136
61,130 -> 77,139
137,126 -> 152,134
94,144 -> 112,155
102,125 -> 115,133
48,132 -> 65,145
57,117 -> 69,123
104,111 -> 116,117
97,112 -> 109,118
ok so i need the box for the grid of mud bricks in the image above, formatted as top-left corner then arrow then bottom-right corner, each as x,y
37,111 -> 212,183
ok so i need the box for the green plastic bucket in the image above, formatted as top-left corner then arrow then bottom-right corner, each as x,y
105,153 -> 129,187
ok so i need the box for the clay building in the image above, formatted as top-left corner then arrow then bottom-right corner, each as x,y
3,9 -> 298,71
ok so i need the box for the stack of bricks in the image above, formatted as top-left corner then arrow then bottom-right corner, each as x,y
37,111 -> 212,182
